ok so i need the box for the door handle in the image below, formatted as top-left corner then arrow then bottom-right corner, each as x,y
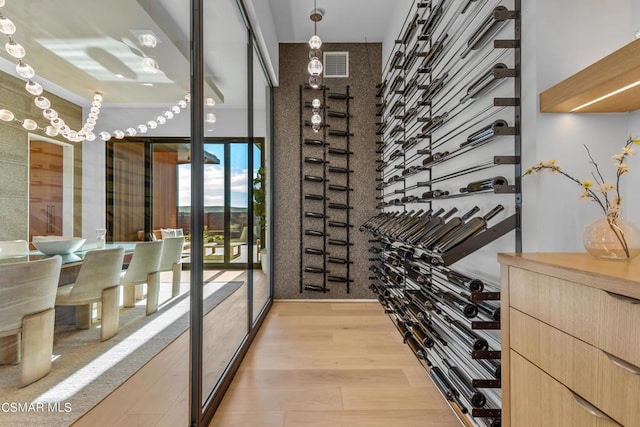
570,391 -> 621,425
601,349 -> 640,375
605,290 -> 640,304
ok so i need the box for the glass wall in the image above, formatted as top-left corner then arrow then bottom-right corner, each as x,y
253,47 -> 272,322
0,0 -> 272,425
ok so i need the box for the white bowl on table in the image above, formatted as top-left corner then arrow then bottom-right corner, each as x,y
32,236 -> 87,255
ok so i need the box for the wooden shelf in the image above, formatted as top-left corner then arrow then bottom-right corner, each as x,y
540,38 -> 640,112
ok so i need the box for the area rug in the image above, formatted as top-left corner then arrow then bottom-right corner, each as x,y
0,279 -> 244,426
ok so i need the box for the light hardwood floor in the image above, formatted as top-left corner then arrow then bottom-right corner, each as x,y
210,302 -> 460,427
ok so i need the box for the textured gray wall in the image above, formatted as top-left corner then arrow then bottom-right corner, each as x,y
0,70 -> 83,241
273,43 -> 381,299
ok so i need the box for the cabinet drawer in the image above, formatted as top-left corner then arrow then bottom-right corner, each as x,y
509,266 -> 640,367
511,308 -> 640,426
511,350 -> 620,427
509,267 -> 600,346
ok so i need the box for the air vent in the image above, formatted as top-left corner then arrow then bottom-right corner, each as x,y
323,52 -> 349,78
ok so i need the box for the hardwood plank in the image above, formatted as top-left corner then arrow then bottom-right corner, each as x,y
341,386 -> 448,410
231,368 -> 411,388
283,410 -> 461,427
218,386 -> 343,411
210,411 -> 285,427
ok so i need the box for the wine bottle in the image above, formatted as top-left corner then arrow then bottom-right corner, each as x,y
304,138 -> 325,146
304,229 -> 325,237
388,75 -> 403,93
412,324 -> 436,348
304,193 -> 326,201
375,80 -> 387,98
460,119 -> 508,148
328,166 -> 353,174
419,206 -> 481,248
461,6 -> 509,59
439,290 -> 479,319
328,239 -> 352,246
304,248 -> 324,256
304,211 -> 325,219
420,113 -> 447,137
328,147 -> 353,155
460,176 -> 508,193
328,92 -> 352,100
327,257 -> 351,265
406,207 -> 458,245
376,121 -> 387,135
403,208 -> 446,243
422,0 -> 444,37
327,110 -> 349,118
304,266 -> 325,274
434,204 -> 505,253
328,276 -> 353,283
390,209 -> 428,238
421,189 -> 449,200
304,284 -> 328,292
430,367 -> 469,414
406,335 -> 428,361
328,220 -> 352,228
446,270 -> 484,293
304,156 -> 326,165
421,74 -> 447,104
328,184 -> 352,192
406,301 -> 426,322
304,174 -> 324,183
460,63 -> 508,103
389,149 -> 403,160
419,33 -> 447,73
328,202 -> 351,210
442,314 -> 488,351
477,301 -> 500,321
442,359 -> 487,408
329,129 -> 354,137
422,150 -> 450,167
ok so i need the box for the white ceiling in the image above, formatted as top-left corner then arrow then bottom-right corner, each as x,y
0,0 -> 396,112
268,0 -> 398,43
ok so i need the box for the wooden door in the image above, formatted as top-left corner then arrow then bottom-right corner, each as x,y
30,140 -> 64,242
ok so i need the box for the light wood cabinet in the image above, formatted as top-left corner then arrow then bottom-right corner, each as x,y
499,253 -> 640,427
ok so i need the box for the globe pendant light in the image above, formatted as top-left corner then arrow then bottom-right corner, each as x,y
308,58 -> 323,76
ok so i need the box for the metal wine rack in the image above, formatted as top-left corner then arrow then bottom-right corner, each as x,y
299,84 -> 354,293
363,1 -> 520,426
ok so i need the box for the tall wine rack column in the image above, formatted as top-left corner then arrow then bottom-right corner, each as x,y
300,84 -> 354,293
363,1 -> 521,426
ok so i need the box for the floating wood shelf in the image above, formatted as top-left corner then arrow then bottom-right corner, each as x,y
540,38 -> 640,112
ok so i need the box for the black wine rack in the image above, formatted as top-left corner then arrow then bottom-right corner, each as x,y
299,85 -> 354,293
363,0 -> 521,426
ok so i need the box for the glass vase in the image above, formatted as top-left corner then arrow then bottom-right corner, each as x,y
583,218 -> 640,260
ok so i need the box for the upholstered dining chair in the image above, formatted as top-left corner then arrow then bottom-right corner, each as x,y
120,241 -> 163,316
158,236 -> 184,298
55,247 -> 125,341
0,240 -> 29,259
0,256 -> 62,387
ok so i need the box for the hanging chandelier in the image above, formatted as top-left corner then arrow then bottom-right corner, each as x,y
307,2 -> 323,90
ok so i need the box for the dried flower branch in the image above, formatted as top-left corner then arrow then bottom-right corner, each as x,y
523,135 -> 640,258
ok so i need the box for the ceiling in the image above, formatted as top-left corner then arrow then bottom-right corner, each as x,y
268,0 -> 398,43
0,0 -> 397,112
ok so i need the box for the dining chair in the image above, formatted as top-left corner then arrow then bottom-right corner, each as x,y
158,236 -> 185,298
55,247 -> 125,341
0,256 -> 62,387
0,240 -> 29,259
120,241 -> 163,315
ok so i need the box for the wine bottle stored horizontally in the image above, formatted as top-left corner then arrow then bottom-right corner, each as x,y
420,113 -> 447,137
304,138 -> 325,146
460,63 -> 508,103
459,176 -> 508,193
419,206 -> 480,248
422,150 -> 450,167
327,166 -> 353,174
328,129 -> 354,137
419,33 -> 447,73
328,220 -> 352,228
430,367 -> 468,414
328,147 -> 353,155
304,193 -> 326,201
304,156 -> 326,165
442,314 -> 488,351
304,174 -> 324,183
445,270 -> 485,293
328,238 -> 352,246
404,208 -> 447,243
407,207 -> 458,244
421,74 -> 447,105
304,248 -> 324,256
382,209 -> 421,236
327,256 -> 351,265
304,284 -> 327,292
398,209 -> 440,241
461,6 -> 509,59
304,211 -> 325,219
328,276 -> 353,283
327,110 -> 349,118
421,189 -> 449,200
304,229 -> 326,237
439,290 -> 479,319
327,184 -> 352,192
328,92 -> 352,100
327,202 -> 351,210
304,266 -> 325,274
460,119 -> 509,148
411,324 -> 436,348
442,358 -> 487,408
434,204 -> 505,253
